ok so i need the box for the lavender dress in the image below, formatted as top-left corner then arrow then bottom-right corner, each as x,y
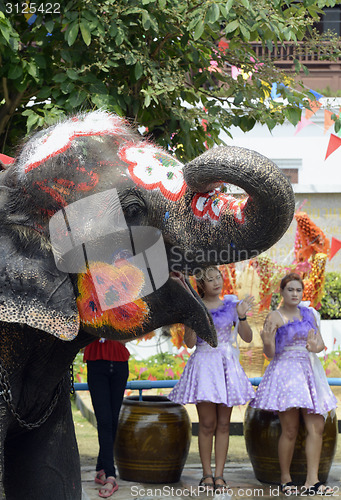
250,306 -> 337,416
168,295 -> 255,407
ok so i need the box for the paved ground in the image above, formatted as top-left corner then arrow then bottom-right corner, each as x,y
79,390 -> 341,499
81,461 -> 341,499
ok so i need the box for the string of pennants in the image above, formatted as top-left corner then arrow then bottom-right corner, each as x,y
228,51 -> 341,162
293,90 -> 341,160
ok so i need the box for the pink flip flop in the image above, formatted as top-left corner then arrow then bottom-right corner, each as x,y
99,477 -> 119,498
95,470 -> 106,485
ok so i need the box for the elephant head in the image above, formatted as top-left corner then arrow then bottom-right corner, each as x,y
0,111 -> 294,346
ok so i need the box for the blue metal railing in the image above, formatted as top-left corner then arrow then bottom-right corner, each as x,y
74,377 -> 341,401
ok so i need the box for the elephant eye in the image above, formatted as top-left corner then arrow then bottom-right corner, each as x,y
125,204 -> 142,219
120,191 -> 147,223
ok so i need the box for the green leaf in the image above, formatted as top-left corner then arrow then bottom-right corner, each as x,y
26,113 -> 40,133
68,90 -> 87,108
80,21 -> 91,46
109,23 -> 118,37
226,0 -> 234,10
240,24 -> 250,40
144,94 -> 151,107
33,55 -> 46,69
8,65 -> 22,80
193,20 -> 204,40
141,11 -> 151,30
61,81 -> 75,94
115,31 -> 124,46
135,61 -> 144,81
45,21 -> 54,33
27,62 -> 38,80
225,20 -> 239,34
67,23 -> 79,46
37,87 -> 52,99
234,92 -> 244,106
207,4 -> 220,23
53,73 -> 67,83
66,68 -> 79,80
285,106 -> 302,126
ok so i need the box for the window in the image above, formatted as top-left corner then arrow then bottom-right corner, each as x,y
272,159 -> 301,184
315,8 -> 341,36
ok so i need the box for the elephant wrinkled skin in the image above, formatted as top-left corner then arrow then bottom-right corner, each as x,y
0,111 -> 294,499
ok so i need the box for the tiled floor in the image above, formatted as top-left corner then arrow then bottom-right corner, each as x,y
81,461 -> 341,499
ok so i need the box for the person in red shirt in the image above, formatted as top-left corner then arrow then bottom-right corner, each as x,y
83,339 -> 130,498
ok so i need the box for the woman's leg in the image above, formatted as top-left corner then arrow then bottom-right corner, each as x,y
301,410 -> 325,488
214,405 -> 232,489
98,361 -> 129,496
278,409 -> 300,485
196,402 -> 217,487
87,361 -> 115,477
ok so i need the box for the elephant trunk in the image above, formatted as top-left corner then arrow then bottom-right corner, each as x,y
176,146 -> 295,268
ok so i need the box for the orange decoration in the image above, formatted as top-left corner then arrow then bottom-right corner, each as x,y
302,253 -> 328,308
294,212 -> 329,262
219,264 -> 237,296
169,323 -> 186,349
77,260 -> 149,332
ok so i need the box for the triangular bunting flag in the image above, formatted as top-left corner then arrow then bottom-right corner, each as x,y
325,134 -> 341,160
294,116 -> 313,135
324,110 -> 336,134
329,237 -> 341,260
305,100 -> 322,119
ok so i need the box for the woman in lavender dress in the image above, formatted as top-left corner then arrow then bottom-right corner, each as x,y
251,273 -> 337,496
168,266 -> 255,492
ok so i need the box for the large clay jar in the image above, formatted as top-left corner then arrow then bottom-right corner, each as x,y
244,404 -> 338,485
114,395 -> 191,483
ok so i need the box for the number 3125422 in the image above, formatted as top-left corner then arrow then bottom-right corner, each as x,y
5,3 -> 61,14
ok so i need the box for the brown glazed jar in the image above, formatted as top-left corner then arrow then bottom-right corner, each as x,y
244,404 -> 338,485
114,395 -> 191,483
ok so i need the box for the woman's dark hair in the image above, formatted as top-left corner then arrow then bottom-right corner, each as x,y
280,272 -> 304,290
195,265 -> 222,298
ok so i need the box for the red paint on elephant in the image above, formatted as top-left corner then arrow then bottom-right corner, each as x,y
23,113 -> 126,173
77,260 -> 149,332
33,161 -> 99,209
119,142 -> 186,201
192,188 -> 248,223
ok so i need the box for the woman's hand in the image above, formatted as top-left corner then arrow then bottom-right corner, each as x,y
236,295 -> 255,319
260,318 -> 277,345
260,315 -> 277,358
306,328 -> 324,353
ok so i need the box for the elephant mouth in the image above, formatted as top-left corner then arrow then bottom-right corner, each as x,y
169,270 -> 193,294
191,186 -> 249,224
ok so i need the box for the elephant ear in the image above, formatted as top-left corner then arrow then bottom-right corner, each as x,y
0,229 -> 80,340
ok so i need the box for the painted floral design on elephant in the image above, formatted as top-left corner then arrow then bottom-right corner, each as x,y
191,187 -> 248,224
77,260 -> 149,332
119,143 -> 186,201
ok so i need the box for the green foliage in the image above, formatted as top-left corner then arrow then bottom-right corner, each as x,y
319,272 -> 341,320
320,349 -> 341,375
72,351 -> 190,384
128,352 -> 189,381
1,0 -> 341,160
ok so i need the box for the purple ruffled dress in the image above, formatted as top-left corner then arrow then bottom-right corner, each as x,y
168,295 -> 255,407
250,306 -> 337,416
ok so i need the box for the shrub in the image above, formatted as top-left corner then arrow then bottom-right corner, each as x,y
319,272 -> 341,319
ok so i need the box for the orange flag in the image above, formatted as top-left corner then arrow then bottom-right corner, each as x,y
305,100 -> 322,119
329,237 -> 341,260
324,110 -> 336,134
325,134 -> 341,160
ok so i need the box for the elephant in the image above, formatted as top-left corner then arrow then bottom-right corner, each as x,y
0,110 -> 295,499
